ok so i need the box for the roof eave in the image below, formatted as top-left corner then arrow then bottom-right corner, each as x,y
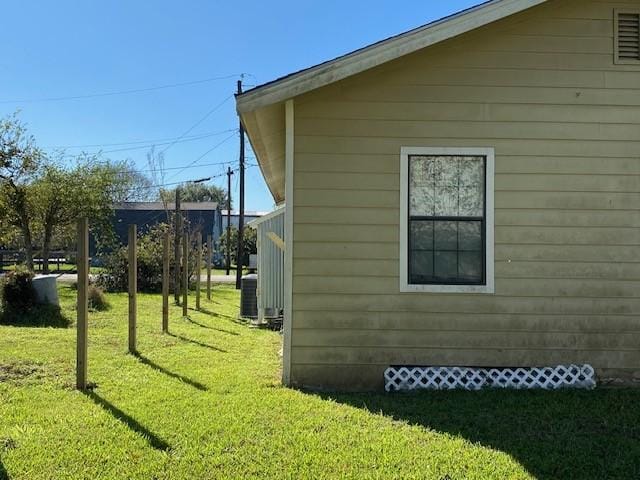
236,0 -> 547,114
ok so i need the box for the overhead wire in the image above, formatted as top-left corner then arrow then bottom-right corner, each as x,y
165,131 -> 238,182
158,95 -> 234,156
52,129 -> 237,158
44,128 -> 236,150
0,73 -> 247,104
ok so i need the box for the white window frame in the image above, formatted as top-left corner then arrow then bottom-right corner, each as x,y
399,147 -> 495,294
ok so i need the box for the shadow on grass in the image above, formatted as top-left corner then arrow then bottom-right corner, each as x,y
84,390 -> 171,451
0,304 -> 70,328
322,388 -> 640,480
184,314 -> 239,336
167,332 -> 227,353
133,352 -> 207,391
0,459 -> 8,480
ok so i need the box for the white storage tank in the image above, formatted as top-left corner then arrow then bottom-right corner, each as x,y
32,274 -> 59,306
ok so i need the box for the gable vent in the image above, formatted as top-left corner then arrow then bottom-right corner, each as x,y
617,12 -> 640,61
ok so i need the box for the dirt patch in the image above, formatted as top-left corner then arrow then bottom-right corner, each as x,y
0,361 -> 55,385
0,437 -> 17,451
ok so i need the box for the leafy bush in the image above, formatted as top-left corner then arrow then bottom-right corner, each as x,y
0,268 -> 38,313
88,285 -> 109,311
220,226 -> 257,266
98,223 -> 200,293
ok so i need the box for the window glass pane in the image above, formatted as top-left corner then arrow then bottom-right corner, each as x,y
410,250 -> 434,282
410,221 -> 434,250
409,157 -> 435,216
407,154 -> 486,286
434,251 -> 458,281
434,184 -> 459,216
459,184 -> 483,217
459,157 -> 483,186
459,222 -> 482,251
434,156 -> 458,185
434,221 -> 457,251
459,251 -> 483,282
410,185 -> 435,217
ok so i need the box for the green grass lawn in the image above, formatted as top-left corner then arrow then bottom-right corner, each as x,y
1,287 -> 639,479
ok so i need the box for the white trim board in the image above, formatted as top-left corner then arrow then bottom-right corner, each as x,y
247,205 -> 286,228
282,99 -> 295,385
237,0 -> 548,113
399,147 -> 495,294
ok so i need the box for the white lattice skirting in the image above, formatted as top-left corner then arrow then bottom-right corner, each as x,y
384,365 -> 596,392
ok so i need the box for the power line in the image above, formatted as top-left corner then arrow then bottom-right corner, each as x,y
44,128 -> 236,149
123,159 -> 257,178
0,74 -> 247,104
120,171 -> 231,193
165,131 -> 238,182
118,164 -> 258,199
127,159 -> 238,175
158,95 -> 234,156
52,129 -> 238,158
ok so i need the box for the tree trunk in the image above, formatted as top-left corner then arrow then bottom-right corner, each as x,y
22,226 -> 33,271
42,228 -> 52,274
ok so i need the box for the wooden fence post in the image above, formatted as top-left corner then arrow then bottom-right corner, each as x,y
196,233 -> 202,310
128,224 -> 137,353
76,217 -> 89,390
206,234 -> 212,300
162,231 -> 170,333
182,232 -> 188,317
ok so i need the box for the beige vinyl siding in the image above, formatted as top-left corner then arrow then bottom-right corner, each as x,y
289,0 -> 640,390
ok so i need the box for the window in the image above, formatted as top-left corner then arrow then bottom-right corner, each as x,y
400,147 -> 494,294
615,9 -> 640,64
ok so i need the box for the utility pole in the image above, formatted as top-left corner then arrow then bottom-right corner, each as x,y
235,79 -> 245,289
174,188 -> 182,304
225,167 -> 233,276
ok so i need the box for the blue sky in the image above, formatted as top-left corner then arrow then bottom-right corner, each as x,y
1,1 -> 478,211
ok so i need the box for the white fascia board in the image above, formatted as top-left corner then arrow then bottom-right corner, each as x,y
247,205 -> 286,227
237,0 -> 547,114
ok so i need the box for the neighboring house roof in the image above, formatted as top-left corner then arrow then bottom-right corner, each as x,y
236,0 -> 548,113
115,202 -> 219,211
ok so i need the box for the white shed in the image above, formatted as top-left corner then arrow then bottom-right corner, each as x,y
248,206 -> 285,324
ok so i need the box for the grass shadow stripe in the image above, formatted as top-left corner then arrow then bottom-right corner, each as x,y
0,458 -> 8,480
184,315 -> 239,336
84,391 -> 171,451
132,352 -> 208,391
167,332 -> 227,353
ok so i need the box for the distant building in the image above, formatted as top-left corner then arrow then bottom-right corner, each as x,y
220,210 -> 269,229
90,202 -> 223,259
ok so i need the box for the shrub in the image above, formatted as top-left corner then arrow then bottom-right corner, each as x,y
87,284 -> 109,311
220,226 -> 257,266
98,223 -> 200,293
0,268 -> 38,313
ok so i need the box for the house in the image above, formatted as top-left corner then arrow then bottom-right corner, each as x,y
237,0 -> 640,391
220,210 -> 269,229
91,202 -> 224,259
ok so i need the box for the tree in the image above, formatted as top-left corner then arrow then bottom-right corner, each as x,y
31,156 -> 152,273
220,226 -> 256,266
161,182 -> 228,206
0,114 -> 43,270
0,114 -> 154,272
